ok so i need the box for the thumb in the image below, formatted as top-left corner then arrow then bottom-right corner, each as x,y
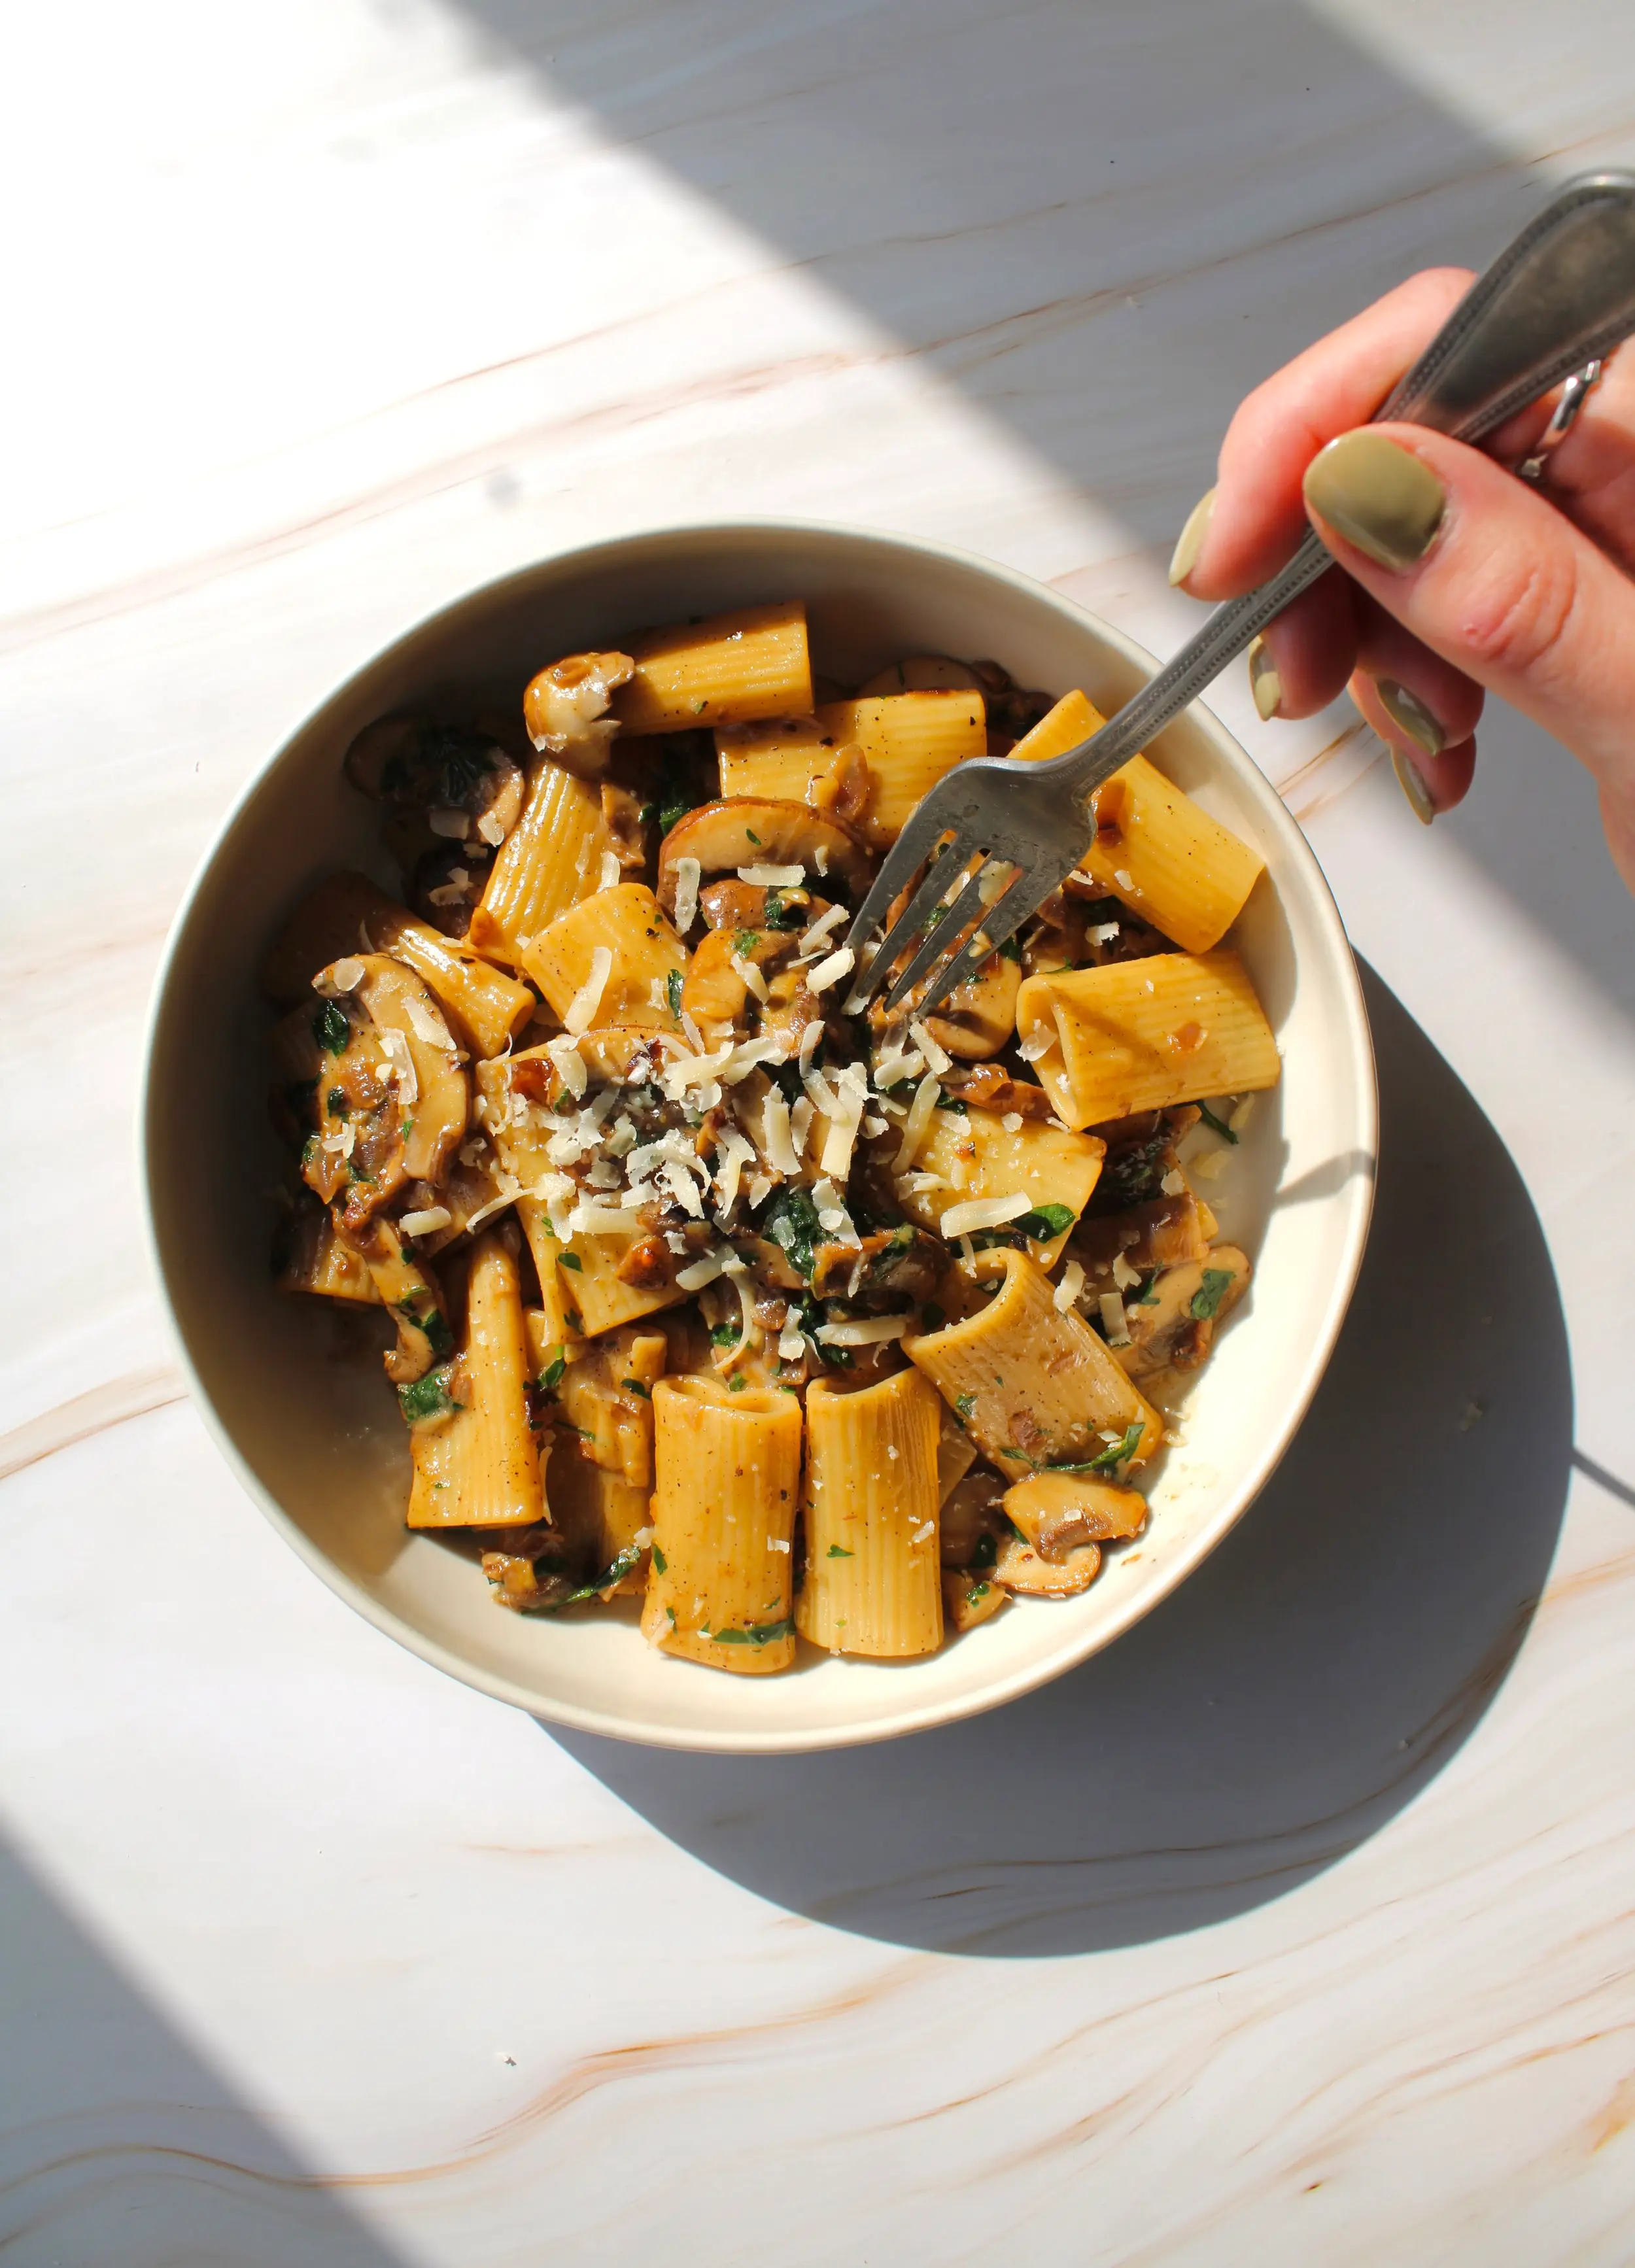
1301,424 -> 1635,867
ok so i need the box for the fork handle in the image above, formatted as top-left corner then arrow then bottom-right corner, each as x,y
1056,169 -> 1635,798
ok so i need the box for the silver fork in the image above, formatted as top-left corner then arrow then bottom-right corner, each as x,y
848,169 -> 1635,1022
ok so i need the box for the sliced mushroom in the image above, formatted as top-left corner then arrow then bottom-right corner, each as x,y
282,986 -> 407,1228
811,1224 -> 942,1305
1003,1470 -> 1148,1560
993,1532 -> 1103,1596
340,1214 -> 454,1384
345,955 -> 470,1186
680,925 -> 787,1041
343,715 -> 525,844
922,948 -> 1022,1061
1115,1246 -> 1251,1380
1069,1190 -> 1210,1288
858,655 -> 985,695
600,781 -> 649,869
939,1063 -> 1056,1120
409,842 -> 492,939
941,1566 -> 1008,1632
522,651 -> 636,779
395,1129 -> 510,1258
657,798 -> 873,919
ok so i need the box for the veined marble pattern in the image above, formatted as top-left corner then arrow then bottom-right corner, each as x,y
4,1 -> 1635,2261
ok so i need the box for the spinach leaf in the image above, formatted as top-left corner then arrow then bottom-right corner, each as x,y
1195,1101 -> 1239,1144
1015,1202 -> 1075,1241
762,1184 -> 822,1278
1190,1267 -> 1235,1321
313,998 -> 350,1057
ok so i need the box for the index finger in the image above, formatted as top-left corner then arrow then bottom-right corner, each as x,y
1179,266 -> 1476,598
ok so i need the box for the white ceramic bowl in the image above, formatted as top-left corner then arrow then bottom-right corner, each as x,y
141,522 -> 1375,1753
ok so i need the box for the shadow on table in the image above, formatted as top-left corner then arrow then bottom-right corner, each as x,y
0,1842 -> 408,2267
551,965 -> 1572,1955
448,0 -> 1635,1010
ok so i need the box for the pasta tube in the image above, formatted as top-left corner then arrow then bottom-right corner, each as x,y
614,602 -> 812,732
1014,951 -> 1280,1131
1010,692 -> 1265,952
470,756 -> 617,965
797,1369 -> 943,1657
260,871 -> 535,1057
726,693 -> 986,848
407,1233 -> 546,1528
521,884 -> 687,1033
640,1378 -> 800,1672
905,1248 -> 1160,1481
897,1101 -> 1105,1267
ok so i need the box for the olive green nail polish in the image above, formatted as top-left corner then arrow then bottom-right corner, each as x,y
1248,634 -> 1282,721
1390,746 -> 1436,826
1168,486 -> 1216,587
1303,432 -> 1446,570
1375,676 -> 1446,760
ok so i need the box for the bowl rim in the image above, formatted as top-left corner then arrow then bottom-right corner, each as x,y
139,515 -> 1377,1753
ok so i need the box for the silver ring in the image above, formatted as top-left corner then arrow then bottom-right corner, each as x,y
1517,357 -> 1604,481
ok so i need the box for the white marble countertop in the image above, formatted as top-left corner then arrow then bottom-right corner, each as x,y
6,3 -> 1635,2261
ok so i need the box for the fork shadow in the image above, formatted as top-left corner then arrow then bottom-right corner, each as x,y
549,963 -> 1572,1953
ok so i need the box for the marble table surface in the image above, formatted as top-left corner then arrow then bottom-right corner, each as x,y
6,1 -> 1635,2260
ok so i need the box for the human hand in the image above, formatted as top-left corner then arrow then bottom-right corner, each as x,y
1167,267 -> 1635,890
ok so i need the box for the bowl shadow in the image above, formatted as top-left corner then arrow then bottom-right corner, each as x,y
547,964 -> 1571,1954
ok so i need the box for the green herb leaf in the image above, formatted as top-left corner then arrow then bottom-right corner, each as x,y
651,1543 -> 668,1574
729,1373 -> 748,1391
536,1351 -> 566,1391
540,1540 -> 645,1611
325,1085 -> 349,1118
934,1094 -> 969,1114
1190,1267 -> 1235,1321
710,1616 -> 795,1646
396,1365 -> 462,1425
559,1252 -> 583,1273
564,1307 -> 583,1333
666,968 -> 684,1017
1134,1270 -> 1162,1307
827,1543 -> 853,1558
965,1580 -> 992,1604
621,1377 -> 651,1400
969,1530 -> 999,1570
1015,1202 -> 1075,1241
997,934 -> 1022,963
1082,1418 -> 1146,1473
762,1184 -> 822,1279
746,828 -> 763,846
709,1321 -> 742,1347
955,1391 -> 977,1422
313,998 -> 350,1056
733,929 -> 761,955
1195,1101 -> 1239,1144
763,889 -> 804,929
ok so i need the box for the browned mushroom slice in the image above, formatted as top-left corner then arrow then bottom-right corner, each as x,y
656,799 -> 873,920
395,1130 -> 510,1258
938,1063 -> 1057,1120
680,925 -> 789,1041
345,955 -> 470,1187
1069,1190 -> 1211,1288
344,715 -> 525,846
921,948 -> 1022,1061
993,1532 -> 1103,1596
941,1566 -> 1009,1632
522,651 -> 636,780
1003,1471 -> 1148,1560
600,781 -> 649,869
409,842 -> 492,938
811,1224 -> 942,1305
273,989 -> 407,1226
341,1214 -> 455,1384
1115,1246 -> 1251,1380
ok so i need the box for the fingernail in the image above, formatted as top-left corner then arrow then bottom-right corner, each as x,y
1374,676 -> 1446,760
1303,432 -> 1446,570
1168,487 -> 1216,586
1390,746 -> 1436,826
1248,634 -> 1282,721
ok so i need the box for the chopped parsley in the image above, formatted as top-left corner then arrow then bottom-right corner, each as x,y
1190,1267 -> 1236,1321
710,1616 -> 795,1646
313,998 -> 350,1056
746,828 -> 763,846
997,933 -> 1023,963
536,1350 -> 566,1391
965,1580 -> 992,1605
709,1320 -> 742,1347
729,1374 -> 748,1391
955,1391 -> 977,1422
1015,1202 -> 1075,1242
1195,1101 -> 1239,1144
969,1530 -> 998,1571
1084,1419 -> 1146,1473
559,1251 -> 583,1273
1133,1269 -> 1162,1306
396,1365 -> 462,1425
538,1539 -> 645,1611
827,1543 -> 853,1558
762,1184 -> 822,1279
651,1543 -> 668,1574
733,929 -> 761,956
934,1094 -> 969,1114
325,1086 -> 349,1118
763,889 -> 804,929
666,968 -> 683,1017
620,1376 -> 651,1400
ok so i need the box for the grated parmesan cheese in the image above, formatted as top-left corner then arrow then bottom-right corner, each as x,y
1054,1260 -> 1085,1313
796,902 -> 848,955
564,946 -> 613,1035
1099,1291 -> 1131,1345
596,850 -> 622,890
806,946 -> 855,994
1160,1168 -> 1186,1196
940,1190 -> 1032,1237
1001,1111 -> 1022,1133
894,1073 -> 942,1170
476,808 -> 507,847
1017,1029 -> 1052,1063
909,1019 -> 953,1075
428,808 -> 470,839
1230,1095 -> 1256,1133
399,1205 -> 452,1238
738,863 -> 804,887
816,1314 -> 910,1347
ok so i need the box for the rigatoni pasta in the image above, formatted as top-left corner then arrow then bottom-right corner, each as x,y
264,604 -> 1280,1684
